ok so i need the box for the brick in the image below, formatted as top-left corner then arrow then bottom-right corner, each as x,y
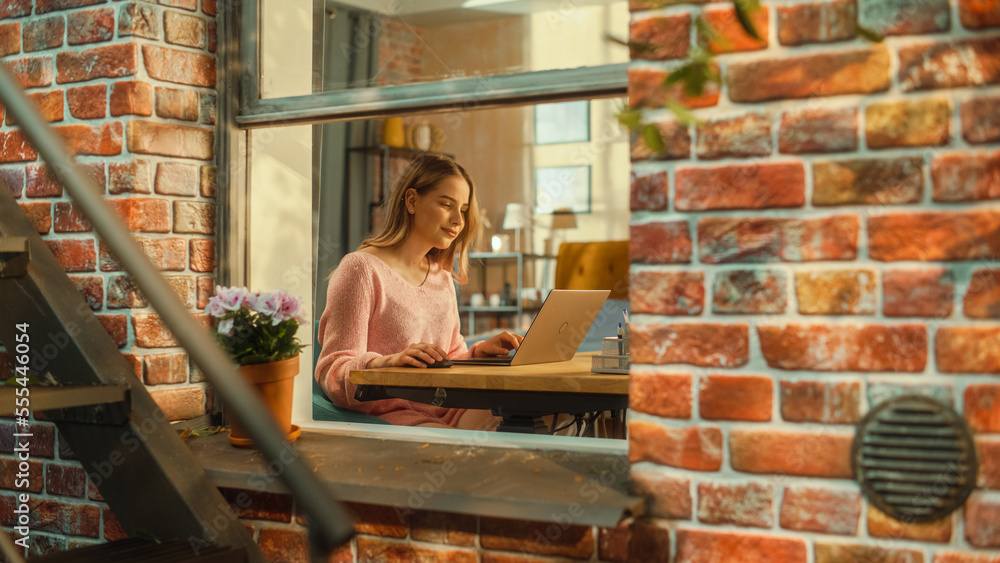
206,19 -> 216,53
0,1 -> 30,19
127,121 -> 214,160
814,157 -> 923,206
12,498 -> 100,537
934,552 -> 1000,563
166,275 -> 195,308
779,486 -> 860,534
173,201 -> 215,234
54,202 -> 93,232
68,275 -> 102,311
868,382 -> 954,408
694,113 -> 772,160
110,81 -> 153,117
779,107 -> 858,154
144,352 -> 188,385
630,372 -> 692,418
629,422 -> 723,471
630,119 -> 691,161
712,269 -> 786,314
960,0 -> 1000,28
36,0 -> 105,13
164,10 -> 205,48
629,14 -> 690,61
45,239 -> 96,272
938,327 -> 1000,374
53,122 -> 123,156
411,510 -> 476,546
45,463 -> 86,498
599,521 -> 671,563
966,269 -> 1000,318
149,386 -> 204,420
338,502 -> 407,537
155,162 -> 199,196
0,422 -> 55,458
899,38 -> 1000,91
962,96 -> 1000,144
630,221 -> 691,264
155,87 -> 199,121
480,516 -> 594,559
675,529 -> 806,563
966,492 -> 1000,547
159,0 -> 198,10
133,313 -> 178,347
7,56 -> 54,88
0,458 -> 43,492
66,84 -> 107,119
699,375 -> 772,422
781,380 -> 861,424
99,237 -> 186,272
777,0 -> 856,45
978,437 -> 1000,489
631,470 -> 692,519
729,428 -> 854,478
197,276 -> 214,308
815,543 -> 925,563
98,314 -> 127,348
202,0 -> 216,16
26,164 -> 65,197
357,536 -> 476,563
630,171 -> 668,211
858,0 -> 951,35
109,159 -> 153,194
697,481 -> 774,528
107,274 -> 145,308
257,528 -> 307,562
190,239 -> 215,272
795,270 -> 876,315
118,2 -> 162,39
108,197 -> 170,232
103,508 -> 126,541
868,506 -> 951,543
727,45 -> 889,103
219,488 -> 292,523
19,201 -> 51,233
0,131 -> 38,162
2,169 -> 24,197
869,211 -> 1000,261
628,67 -> 720,110
4,90 -> 64,127
932,150 -> 1000,202
699,216 -> 859,264
67,7 -> 114,45
199,91 -> 216,124
759,324 -> 927,372
0,22 -> 18,56
56,43 -> 139,83
22,16 -> 64,52
677,162 -> 802,211
632,323 -> 749,367
142,45 -> 215,87
866,98 -> 951,148
630,270 -> 703,316
699,6 -> 769,53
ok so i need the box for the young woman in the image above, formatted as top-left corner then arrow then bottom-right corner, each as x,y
315,153 -> 522,430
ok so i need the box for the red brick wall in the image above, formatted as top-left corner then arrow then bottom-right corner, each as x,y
627,0 -> 1000,560
1,0 -> 217,557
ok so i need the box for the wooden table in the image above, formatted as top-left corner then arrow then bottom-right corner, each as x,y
350,354 -> 628,433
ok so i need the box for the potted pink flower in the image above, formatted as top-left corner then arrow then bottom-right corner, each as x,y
207,286 -> 306,447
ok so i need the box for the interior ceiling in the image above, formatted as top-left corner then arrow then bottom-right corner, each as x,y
327,0 -> 621,26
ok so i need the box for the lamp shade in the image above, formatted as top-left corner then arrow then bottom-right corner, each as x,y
502,203 -> 529,230
551,210 -> 577,230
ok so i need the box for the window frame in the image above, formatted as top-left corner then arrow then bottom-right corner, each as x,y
225,0 -> 630,451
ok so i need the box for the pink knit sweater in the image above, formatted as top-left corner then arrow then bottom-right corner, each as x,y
314,252 -> 476,426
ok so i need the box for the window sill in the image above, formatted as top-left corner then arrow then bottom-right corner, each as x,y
186,427 -> 642,527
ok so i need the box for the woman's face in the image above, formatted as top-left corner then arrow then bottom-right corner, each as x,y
408,175 -> 470,250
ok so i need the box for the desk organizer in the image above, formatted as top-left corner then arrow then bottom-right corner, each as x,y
592,336 -> 630,374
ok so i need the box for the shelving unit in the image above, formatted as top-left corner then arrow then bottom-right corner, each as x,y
456,251 -> 554,336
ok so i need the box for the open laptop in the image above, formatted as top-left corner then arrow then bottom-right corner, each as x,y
451,289 -> 611,366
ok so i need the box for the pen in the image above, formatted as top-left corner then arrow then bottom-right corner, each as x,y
622,308 -> 629,324
617,322 -> 624,355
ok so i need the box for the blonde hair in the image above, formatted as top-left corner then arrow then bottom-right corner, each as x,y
361,153 -> 481,284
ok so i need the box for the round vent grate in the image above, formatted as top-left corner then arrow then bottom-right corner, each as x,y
852,395 -> 978,523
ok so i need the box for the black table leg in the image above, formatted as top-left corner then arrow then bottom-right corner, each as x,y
496,414 -> 548,434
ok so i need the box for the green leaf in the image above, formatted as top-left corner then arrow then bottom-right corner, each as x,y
854,23 -> 884,42
733,0 -> 761,41
616,106 -> 643,131
666,99 -> 701,127
695,16 -> 729,50
642,124 -> 665,154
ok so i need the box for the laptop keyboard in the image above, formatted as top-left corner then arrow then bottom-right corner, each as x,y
450,356 -> 514,365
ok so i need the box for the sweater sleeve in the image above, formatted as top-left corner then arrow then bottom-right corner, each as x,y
314,255 -> 382,410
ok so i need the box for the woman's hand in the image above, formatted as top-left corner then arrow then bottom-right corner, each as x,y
369,342 -> 448,368
473,331 -> 523,358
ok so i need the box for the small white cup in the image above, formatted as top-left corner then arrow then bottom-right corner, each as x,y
489,294 -> 502,307
470,293 -> 485,307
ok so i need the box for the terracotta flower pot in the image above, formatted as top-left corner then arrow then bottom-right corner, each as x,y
228,355 -> 301,448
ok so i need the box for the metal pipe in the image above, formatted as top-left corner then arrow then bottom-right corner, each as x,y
0,527 -> 26,563
0,65 -> 354,552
